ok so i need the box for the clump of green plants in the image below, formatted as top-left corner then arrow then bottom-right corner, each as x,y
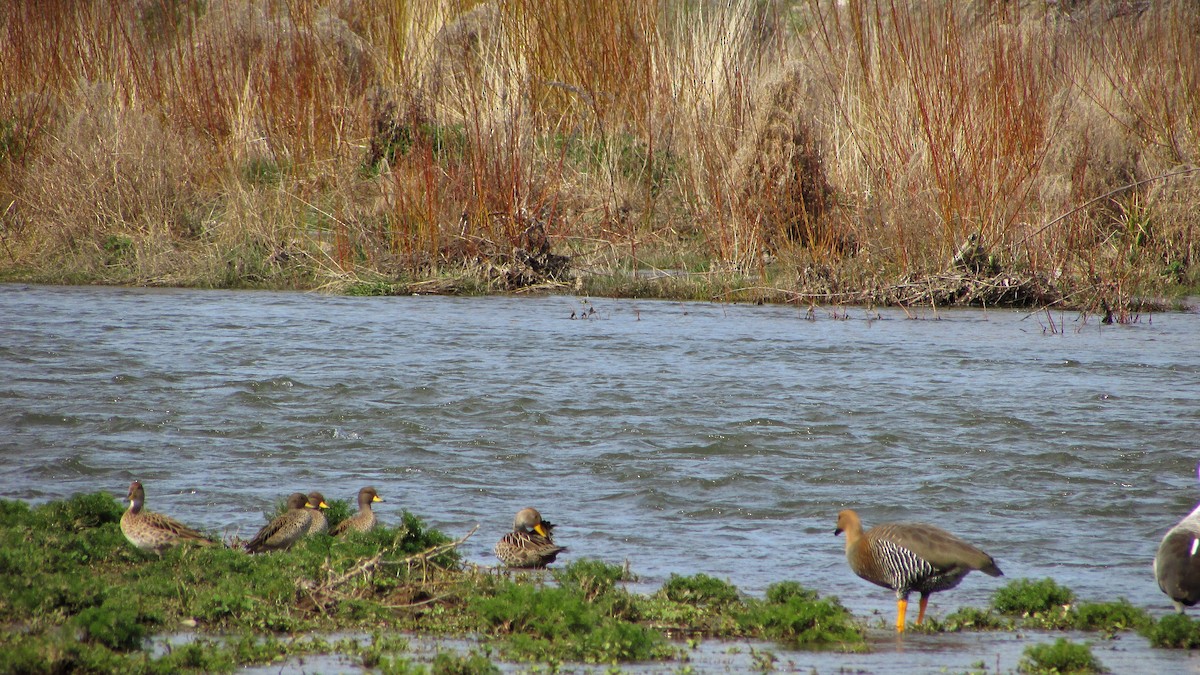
469,578 -> 667,663
1142,613 -> 1200,649
926,606 -> 1011,632
735,581 -> 865,649
553,558 -> 635,600
660,573 -> 741,607
987,580 -> 1150,633
993,578 -> 1076,627
1071,600 -> 1151,633
1017,638 -> 1106,674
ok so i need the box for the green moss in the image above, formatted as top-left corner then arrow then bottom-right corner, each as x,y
1017,638 -> 1105,674
1143,613 -> 1200,649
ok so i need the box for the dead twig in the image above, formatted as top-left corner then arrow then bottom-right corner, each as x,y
302,524 -> 479,598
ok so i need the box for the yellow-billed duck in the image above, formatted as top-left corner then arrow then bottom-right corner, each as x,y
494,507 -> 566,569
304,491 -> 330,535
330,486 -> 383,536
245,492 -> 312,553
120,480 -> 216,553
835,509 -> 1003,632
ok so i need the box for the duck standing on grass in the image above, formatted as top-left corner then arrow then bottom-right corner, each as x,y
495,507 -> 567,569
331,486 -> 383,536
120,480 -> 216,553
245,492 -> 312,553
835,509 -> 1003,632
305,491 -> 330,535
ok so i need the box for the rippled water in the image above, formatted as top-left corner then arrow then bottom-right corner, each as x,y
3,283 -> 1200,670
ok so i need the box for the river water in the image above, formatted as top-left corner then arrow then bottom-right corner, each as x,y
3,283 -> 1200,672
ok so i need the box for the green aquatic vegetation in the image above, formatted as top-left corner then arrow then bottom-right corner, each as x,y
993,578 -> 1076,617
553,558 -> 635,599
469,578 -> 668,663
934,606 -> 1012,632
1017,638 -> 1106,674
1071,600 -> 1151,632
734,582 -> 865,649
377,650 -> 500,675
660,573 -> 741,608
1142,613 -> 1200,649
71,599 -> 161,650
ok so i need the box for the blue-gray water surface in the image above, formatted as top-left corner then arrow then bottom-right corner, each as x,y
3,283 -> 1200,672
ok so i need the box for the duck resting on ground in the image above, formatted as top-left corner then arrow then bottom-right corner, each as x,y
120,480 -> 216,553
305,491 -> 330,535
245,492 -> 312,553
835,509 -> 1003,632
331,486 -> 383,536
494,507 -> 567,569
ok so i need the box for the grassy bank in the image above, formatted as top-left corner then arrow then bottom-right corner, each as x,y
1,1 -> 1198,314
4,492 -> 1200,672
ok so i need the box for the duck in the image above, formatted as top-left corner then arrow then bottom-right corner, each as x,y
494,507 -> 567,568
330,486 -> 383,536
305,491 -> 330,535
245,492 -> 313,553
835,509 -> 1003,632
120,480 -> 216,553
1155,502 -> 1200,613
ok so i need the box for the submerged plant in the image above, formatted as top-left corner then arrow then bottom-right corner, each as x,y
735,581 -> 865,648
1017,638 -> 1106,674
1071,600 -> 1151,633
993,578 -> 1076,616
469,579 -> 666,663
1142,613 -> 1200,649
660,573 -> 741,608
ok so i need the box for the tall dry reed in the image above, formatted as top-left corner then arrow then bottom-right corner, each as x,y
0,0 -> 1196,310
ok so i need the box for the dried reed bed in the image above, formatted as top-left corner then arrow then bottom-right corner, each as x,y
0,0 -> 1196,312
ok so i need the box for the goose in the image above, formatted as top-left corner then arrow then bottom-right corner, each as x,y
835,509 -> 1003,632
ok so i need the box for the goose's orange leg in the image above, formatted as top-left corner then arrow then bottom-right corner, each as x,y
896,598 -> 908,632
917,595 -> 930,625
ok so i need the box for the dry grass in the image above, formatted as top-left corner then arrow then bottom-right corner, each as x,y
0,0 -> 1197,312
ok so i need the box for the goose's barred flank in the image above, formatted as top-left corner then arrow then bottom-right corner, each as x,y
835,509 -> 1003,632
1156,502 -> 1200,613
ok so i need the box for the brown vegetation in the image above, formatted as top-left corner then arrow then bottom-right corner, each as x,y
1,0 -> 1197,313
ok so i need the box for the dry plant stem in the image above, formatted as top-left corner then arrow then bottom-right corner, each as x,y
307,525 -> 476,594
1015,167 -> 1200,250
